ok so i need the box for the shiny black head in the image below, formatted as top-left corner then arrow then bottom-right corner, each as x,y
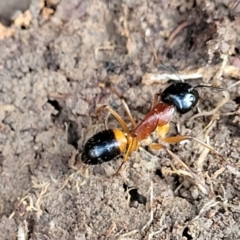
161,82 -> 199,114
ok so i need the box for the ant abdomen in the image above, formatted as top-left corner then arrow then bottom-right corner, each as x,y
161,82 -> 199,114
82,129 -> 127,165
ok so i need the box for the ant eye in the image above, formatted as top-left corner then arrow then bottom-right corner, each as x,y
161,82 -> 199,114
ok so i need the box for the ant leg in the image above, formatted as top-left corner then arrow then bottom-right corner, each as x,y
148,143 -> 214,196
163,135 -> 226,162
151,93 -> 161,109
156,123 -> 170,139
147,124 -> 170,150
97,105 -> 129,133
148,143 -> 165,150
110,86 -> 137,127
113,137 -> 138,175
166,148 -> 214,197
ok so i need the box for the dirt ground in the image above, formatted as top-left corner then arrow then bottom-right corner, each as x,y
0,0 -> 240,239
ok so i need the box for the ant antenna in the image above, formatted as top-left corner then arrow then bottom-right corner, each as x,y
227,80 -> 240,90
159,64 -> 184,83
196,81 -> 240,91
193,85 -> 226,91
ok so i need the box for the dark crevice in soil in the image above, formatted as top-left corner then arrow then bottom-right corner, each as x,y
48,99 -> 62,113
182,226 -> 193,240
123,184 -> 147,207
67,120 -> 80,149
155,168 -> 164,179
47,99 -> 80,148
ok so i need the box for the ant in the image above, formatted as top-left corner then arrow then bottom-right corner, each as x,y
82,81 -> 226,174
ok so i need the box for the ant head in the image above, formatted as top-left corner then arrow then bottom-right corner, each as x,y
161,82 -> 199,114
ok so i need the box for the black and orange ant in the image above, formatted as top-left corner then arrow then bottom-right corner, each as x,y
82,81 -> 226,174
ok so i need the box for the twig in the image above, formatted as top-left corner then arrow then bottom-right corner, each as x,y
167,21 -> 189,47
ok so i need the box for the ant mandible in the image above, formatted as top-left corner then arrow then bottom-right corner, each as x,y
82,82 -> 226,174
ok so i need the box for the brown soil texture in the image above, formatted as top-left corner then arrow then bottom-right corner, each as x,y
0,0 -> 240,239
